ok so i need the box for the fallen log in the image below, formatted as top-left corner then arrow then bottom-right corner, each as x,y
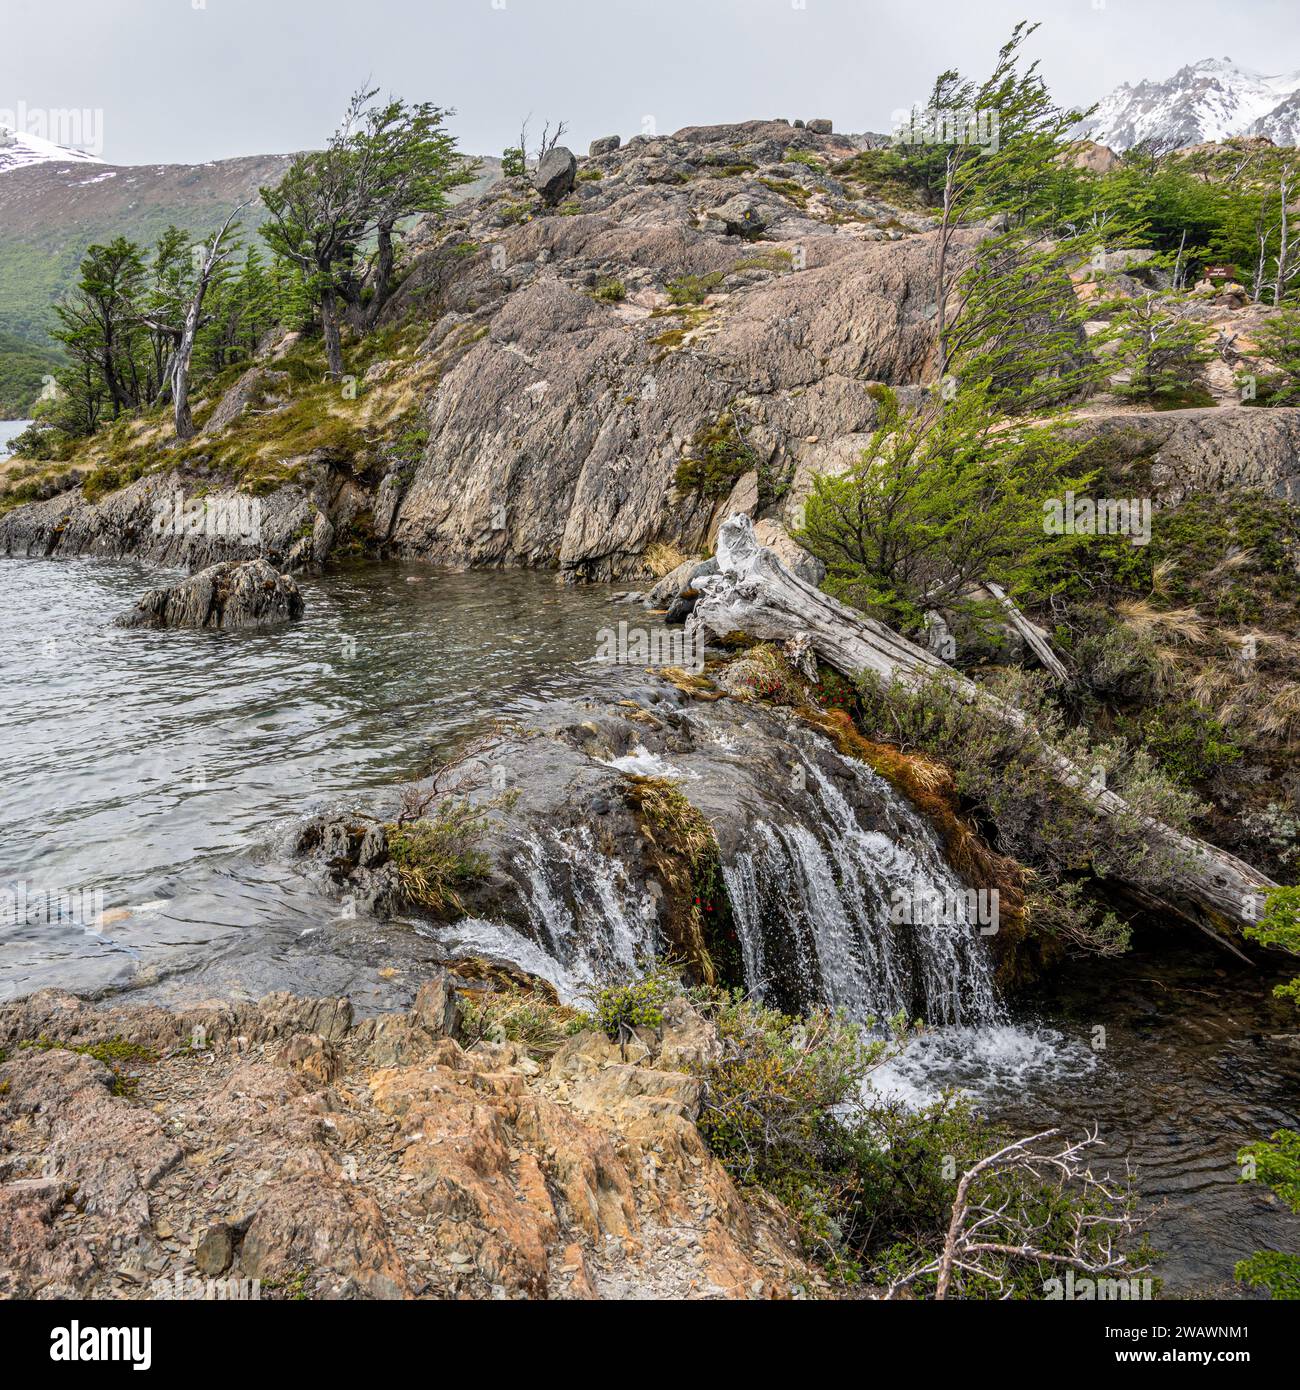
688,515 -> 1273,949
978,580 -> 1071,685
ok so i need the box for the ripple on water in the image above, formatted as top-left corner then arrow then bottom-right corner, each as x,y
0,555 -> 618,1001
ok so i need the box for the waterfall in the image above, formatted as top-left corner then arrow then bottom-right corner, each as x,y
721,754 -> 1003,1026
518,825 -> 655,984
477,712 -> 1002,1026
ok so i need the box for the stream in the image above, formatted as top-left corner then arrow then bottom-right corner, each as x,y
1,553 -> 1297,1294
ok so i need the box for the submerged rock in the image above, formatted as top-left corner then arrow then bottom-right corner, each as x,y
116,558 -> 304,631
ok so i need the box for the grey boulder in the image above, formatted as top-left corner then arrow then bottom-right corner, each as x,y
704,194 -> 767,239
116,558 -> 304,631
533,146 -> 578,204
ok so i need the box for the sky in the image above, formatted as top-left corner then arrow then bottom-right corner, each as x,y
1,0 -> 1299,165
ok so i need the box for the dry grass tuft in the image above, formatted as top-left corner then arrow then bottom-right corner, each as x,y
1116,599 -> 1208,645
643,541 -> 694,577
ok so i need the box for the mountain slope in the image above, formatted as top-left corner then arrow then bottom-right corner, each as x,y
0,147 -> 503,415
1083,58 -> 1300,149
0,152 -> 297,351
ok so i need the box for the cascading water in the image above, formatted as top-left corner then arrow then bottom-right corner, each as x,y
720,752 -> 1002,1026
471,703 -> 1003,1027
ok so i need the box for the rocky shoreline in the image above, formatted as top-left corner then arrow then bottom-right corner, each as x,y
0,979 -> 820,1300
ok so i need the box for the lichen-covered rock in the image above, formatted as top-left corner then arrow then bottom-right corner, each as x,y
704,194 -> 768,239
589,135 -> 621,157
0,986 -> 819,1300
116,558 -> 304,630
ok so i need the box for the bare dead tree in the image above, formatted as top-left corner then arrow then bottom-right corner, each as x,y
1171,227 -> 1188,291
1272,162 -> 1298,306
884,1127 -> 1146,1300
536,119 -> 570,162
171,204 -> 248,439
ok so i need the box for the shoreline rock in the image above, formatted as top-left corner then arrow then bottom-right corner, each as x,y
0,982 -> 819,1300
116,558 -> 304,630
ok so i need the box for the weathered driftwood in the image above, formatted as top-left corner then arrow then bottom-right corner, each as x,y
689,515 -> 1273,947
978,580 -> 1071,684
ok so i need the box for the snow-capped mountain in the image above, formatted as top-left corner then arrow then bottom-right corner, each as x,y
1083,58 -> 1300,150
0,126 -> 104,174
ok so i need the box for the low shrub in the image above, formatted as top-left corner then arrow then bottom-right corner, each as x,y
384,800 -> 491,916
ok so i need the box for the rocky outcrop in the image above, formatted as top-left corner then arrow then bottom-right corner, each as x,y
0,457 -> 366,571
0,984 -> 818,1299
202,367 -> 290,435
376,116 -> 953,578
116,559 -> 304,630
1066,407 -> 1300,504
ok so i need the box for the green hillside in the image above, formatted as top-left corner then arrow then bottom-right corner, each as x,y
0,153 -> 295,414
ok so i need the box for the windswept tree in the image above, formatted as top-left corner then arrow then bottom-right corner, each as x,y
261,87 -> 474,377
901,23 -> 1092,376
795,382 -> 1092,633
351,98 -> 476,322
53,238 -> 148,419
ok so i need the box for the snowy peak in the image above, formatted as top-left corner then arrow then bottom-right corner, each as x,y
0,126 -> 104,174
1083,58 -> 1300,150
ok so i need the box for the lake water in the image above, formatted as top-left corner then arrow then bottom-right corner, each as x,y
0,555 -> 617,1006
0,420 -> 33,460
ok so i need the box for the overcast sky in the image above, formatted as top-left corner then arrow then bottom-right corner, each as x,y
2,0 -> 1299,165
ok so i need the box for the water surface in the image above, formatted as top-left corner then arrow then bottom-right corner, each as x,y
0,555 -> 615,1004
0,419 -> 33,461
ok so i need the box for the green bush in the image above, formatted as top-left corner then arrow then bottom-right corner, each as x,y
592,278 -> 627,303
583,966 -> 680,1038
384,800 -> 491,917
666,273 -> 724,306
1117,700 -> 1242,787
674,411 -> 757,499
692,991 -> 1142,1292
1236,1129 -> 1300,1298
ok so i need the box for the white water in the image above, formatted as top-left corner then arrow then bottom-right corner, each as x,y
498,719 -> 1002,1030
516,826 -> 655,992
867,1022 -> 1100,1110
720,750 -> 1001,1026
